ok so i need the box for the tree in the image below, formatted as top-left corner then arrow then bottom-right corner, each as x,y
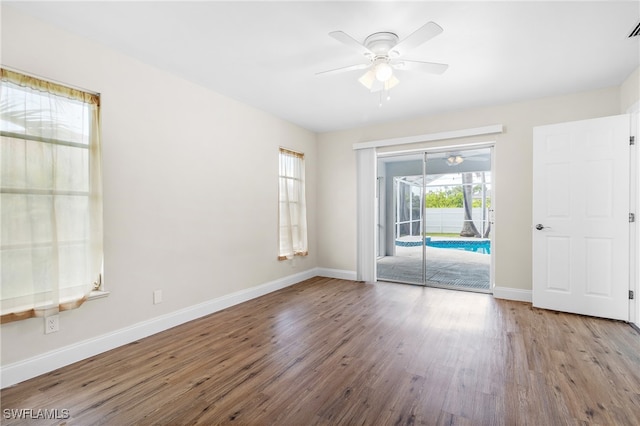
459,172 -> 481,237
424,187 -> 463,208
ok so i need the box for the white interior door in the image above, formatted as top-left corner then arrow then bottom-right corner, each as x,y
533,114 -> 630,321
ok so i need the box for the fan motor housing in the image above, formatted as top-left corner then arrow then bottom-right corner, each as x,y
364,32 -> 399,56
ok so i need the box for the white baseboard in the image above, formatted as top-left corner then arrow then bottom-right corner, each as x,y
493,286 -> 532,303
316,267 -> 357,281
1,268 -> 318,389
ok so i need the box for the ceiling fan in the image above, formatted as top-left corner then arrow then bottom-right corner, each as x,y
317,22 -> 449,94
445,152 -> 490,166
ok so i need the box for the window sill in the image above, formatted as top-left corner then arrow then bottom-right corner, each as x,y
88,290 -> 110,301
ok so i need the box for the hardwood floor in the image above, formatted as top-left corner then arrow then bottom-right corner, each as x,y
2,276 -> 639,425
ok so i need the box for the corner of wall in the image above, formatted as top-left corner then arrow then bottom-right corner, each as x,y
620,66 -> 640,113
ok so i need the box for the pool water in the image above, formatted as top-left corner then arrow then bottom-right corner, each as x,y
395,238 -> 491,255
427,240 -> 490,255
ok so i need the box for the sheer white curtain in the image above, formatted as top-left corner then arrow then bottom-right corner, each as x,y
0,69 -> 103,323
278,148 -> 308,260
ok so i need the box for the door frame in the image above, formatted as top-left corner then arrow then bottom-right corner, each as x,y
354,125 -> 504,283
628,102 -> 639,326
375,142 -> 496,291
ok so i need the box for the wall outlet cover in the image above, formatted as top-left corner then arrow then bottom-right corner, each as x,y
45,315 -> 59,334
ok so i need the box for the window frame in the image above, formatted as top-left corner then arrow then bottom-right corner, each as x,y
0,68 -> 104,323
278,147 -> 308,261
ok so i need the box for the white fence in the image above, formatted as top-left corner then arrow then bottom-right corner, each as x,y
424,208 -> 489,234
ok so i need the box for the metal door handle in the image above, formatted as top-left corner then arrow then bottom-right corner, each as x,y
535,224 -> 545,230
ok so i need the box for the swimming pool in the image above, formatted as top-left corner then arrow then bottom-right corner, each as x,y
427,239 -> 490,255
395,238 -> 491,254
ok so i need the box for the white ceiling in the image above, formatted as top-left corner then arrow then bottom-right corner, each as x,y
6,1 -> 639,133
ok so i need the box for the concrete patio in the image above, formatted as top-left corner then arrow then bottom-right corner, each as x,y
376,243 -> 491,292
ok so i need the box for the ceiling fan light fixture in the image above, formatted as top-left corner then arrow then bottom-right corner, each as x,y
446,155 -> 464,166
374,62 -> 393,82
384,75 -> 399,91
358,69 -> 376,89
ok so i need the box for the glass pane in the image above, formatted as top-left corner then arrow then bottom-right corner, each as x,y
1,83 -> 91,146
423,148 -> 491,292
376,155 -> 425,285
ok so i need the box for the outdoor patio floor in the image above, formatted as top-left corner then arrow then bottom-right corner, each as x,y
376,244 -> 491,292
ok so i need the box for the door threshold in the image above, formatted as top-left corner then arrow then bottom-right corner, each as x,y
377,278 -> 492,294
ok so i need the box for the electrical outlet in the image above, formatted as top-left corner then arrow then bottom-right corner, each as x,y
45,315 -> 59,334
153,289 -> 162,305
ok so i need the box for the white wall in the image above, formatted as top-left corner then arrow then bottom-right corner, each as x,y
1,7 -> 317,368
317,87 -> 624,291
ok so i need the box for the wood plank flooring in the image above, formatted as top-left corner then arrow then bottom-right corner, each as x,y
2,276 -> 639,425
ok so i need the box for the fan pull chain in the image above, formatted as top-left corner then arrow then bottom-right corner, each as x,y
378,89 -> 392,107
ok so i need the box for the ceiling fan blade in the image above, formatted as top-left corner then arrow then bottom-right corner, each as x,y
393,59 -> 448,74
316,63 -> 370,76
329,31 -> 374,57
390,22 -> 443,57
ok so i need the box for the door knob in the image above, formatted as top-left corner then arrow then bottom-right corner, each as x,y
535,224 -> 545,230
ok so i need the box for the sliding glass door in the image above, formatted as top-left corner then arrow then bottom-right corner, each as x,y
376,153 -> 426,285
376,147 -> 493,293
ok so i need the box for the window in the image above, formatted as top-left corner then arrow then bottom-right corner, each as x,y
278,148 -> 308,260
0,69 -> 102,323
